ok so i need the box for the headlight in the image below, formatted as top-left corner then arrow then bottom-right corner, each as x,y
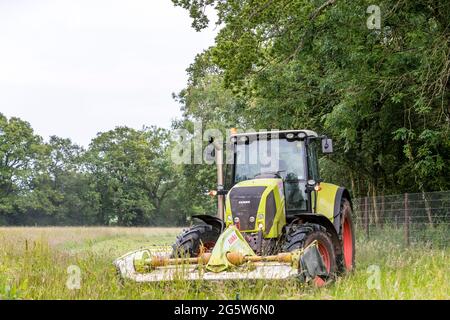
298,132 -> 307,139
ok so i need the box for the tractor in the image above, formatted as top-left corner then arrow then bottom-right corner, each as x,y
114,130 -> 355,285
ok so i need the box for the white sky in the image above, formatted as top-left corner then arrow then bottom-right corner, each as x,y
0,0 -> 217,146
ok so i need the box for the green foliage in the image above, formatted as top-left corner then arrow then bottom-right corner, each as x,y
0,114 -> 46,217
86,126 -> 179,226
0,113 -> 194,226
173,0 -> 450,197
1,0 -> 449,225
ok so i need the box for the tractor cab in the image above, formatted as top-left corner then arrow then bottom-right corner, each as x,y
226,130 -> 332,217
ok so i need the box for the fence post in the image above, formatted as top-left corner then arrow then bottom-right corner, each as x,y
364,196 -> 369,240
404,193 -> 410,246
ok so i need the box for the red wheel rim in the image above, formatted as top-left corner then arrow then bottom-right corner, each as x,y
317,242 -> 331,271
342,217 -> 353,270
314,242 -> 331,287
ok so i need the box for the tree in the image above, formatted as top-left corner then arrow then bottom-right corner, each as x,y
173,0 -> 450,196
39,136 -> 99,225
86,126 -> 179,225
0,113 -> 47,221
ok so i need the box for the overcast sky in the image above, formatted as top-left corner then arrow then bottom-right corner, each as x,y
0,0 -> 217,146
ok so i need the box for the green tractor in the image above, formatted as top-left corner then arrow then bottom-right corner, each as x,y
172,130 -> 354,283
115,130 -> 355,285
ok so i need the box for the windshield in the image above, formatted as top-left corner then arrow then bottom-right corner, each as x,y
234,138 -> 307,211
234,138 -> 306,182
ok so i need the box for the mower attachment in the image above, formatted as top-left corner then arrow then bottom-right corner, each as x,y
114,226 -> 326,283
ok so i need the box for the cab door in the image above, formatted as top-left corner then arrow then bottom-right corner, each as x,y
306,138 -> 321,213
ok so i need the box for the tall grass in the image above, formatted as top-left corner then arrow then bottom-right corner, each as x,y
0,227 -> 448,299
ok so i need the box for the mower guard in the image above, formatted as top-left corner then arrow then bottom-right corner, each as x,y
115,255 -> 298,282
113,226 -> 326,283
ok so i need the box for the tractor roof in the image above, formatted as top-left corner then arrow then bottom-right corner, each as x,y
230,129 -> 318,138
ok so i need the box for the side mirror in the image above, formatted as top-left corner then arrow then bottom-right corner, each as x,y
321,138 -> 333,154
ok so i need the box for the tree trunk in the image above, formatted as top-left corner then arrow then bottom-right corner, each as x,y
422,190 -> 434,228
404,193 -> 410,246
350,171 -> 356,198
364,196 -> 369,240
372,183 -> 379,226
380,192 -> 385,229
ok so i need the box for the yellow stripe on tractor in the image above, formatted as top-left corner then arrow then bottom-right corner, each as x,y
315,182 -> 340,221
225,178 -> 286,238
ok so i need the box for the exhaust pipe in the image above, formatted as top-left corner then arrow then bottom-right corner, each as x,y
213,139 -> 224,220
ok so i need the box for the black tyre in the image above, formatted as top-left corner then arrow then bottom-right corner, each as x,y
337,198 -> 355,272
172,224 -> 221,258
283,223 -> 337,286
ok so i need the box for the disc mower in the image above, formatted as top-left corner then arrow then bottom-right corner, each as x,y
114,130 -> 355,286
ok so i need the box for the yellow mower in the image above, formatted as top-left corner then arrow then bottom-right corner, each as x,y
114,130 -> 355,286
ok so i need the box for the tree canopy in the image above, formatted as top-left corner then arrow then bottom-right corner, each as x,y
0,115 -> 202,226
0,0 -> 448,226
173,0 -> 450,197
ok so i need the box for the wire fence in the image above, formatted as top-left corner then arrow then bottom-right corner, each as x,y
353,191 -> 450,247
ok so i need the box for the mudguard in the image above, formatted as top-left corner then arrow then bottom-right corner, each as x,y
192,214 -> 225,232
332,188 -> 352,236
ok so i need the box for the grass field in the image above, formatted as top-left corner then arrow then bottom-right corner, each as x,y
0,226 -> 448,300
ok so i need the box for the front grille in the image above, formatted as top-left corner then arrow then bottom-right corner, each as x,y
229,186 -> 266,230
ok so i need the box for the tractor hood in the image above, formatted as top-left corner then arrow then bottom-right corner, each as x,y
225,178 -> 286,237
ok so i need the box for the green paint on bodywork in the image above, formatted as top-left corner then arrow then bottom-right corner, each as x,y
315,182 -> 339,221
225,179 -> 340,238
206,225 -> 256,273
225,178 -> 286,238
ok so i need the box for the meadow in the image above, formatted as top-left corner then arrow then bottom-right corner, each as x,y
0,226 -> 448,300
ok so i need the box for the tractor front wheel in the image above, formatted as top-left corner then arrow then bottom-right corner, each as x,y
171,224 -> 220,258
283,223 -> 337,287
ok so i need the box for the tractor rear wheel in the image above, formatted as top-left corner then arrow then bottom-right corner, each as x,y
171,224 -> 220,258
283,223 -> 337,287
338,198 -> 355,272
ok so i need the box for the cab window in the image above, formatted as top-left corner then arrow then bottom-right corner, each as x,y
307,138 -> 320,181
